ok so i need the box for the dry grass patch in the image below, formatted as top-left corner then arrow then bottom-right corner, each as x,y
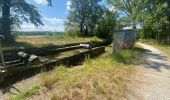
40,72 -> 57,88
3,36 -> 91,50
47,47 -> 143,100
11,46 -> 144,100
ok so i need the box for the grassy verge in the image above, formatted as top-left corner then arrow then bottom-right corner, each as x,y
11,46 -> 144,99
10,85 -> 40,100
139,39 -> 170,57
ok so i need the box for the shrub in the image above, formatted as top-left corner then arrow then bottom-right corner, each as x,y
90,36 -> 103,43
40,73 -> 56,88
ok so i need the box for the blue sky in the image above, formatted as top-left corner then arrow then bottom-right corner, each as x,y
21,0 -> 118,32
21,0 -> 72,32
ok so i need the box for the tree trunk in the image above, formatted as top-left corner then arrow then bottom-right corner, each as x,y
1,0 -> 14,42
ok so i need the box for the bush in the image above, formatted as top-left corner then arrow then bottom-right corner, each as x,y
95,10 -> 116,45
90,36 -> 103,43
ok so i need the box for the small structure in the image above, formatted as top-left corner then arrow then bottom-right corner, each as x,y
113,29 -> 136,50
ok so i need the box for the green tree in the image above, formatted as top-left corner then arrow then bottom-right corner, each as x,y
95,8 -> 116,44
107,0 -> 145,29
66,0 -> 103,36
142,0 -> 170,44
0,0 -> 52,42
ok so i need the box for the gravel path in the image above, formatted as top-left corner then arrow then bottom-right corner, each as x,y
127,43 -> 170,100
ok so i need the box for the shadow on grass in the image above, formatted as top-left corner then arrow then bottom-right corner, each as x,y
2,41 -> 34,50
111,47 -> 146,65
2,41 -> 60,51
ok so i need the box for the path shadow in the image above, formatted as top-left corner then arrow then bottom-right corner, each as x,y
140,49 -> 170,72
2,41 -> 35,51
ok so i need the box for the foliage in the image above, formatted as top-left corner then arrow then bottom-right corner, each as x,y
0,0 -> 52,42
90,36 -> 104,43
142,0 -> 170,44
107,0 -> 170,44
66,0 -> 103,36
95,9 -> 116,44
116,16 -> 131,29
64,22 -> 80,37
106,0 -> 144,29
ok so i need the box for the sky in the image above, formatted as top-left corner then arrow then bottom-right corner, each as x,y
19,0 -> 140,32
20,0 -> 125,32
20,0 -> 72,32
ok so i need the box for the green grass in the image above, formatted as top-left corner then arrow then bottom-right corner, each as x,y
10,85 -> 40,100
11,46 -> 144,99
139,39 -> 170,57
48,46 -> 144,99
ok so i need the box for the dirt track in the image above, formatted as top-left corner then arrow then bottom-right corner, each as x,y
127,43 -> 170,100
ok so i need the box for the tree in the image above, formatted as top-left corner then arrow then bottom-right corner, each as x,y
66,0 -> 103,36
142,0 -> 170,44
106,0 -> 145,29
0,0 -> 52,42
95,8 -> 116,44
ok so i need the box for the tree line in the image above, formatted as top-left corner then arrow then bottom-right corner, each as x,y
65,0 -> 116,44
107,0 -> 170,44
66,0 -> 170,44
0,0 -> 170,44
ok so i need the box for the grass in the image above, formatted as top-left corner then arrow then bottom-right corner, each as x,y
10,85 -> 40,100
40,72 -> 57,88
139,39 -> 170,57
44,46 -> 143,99
2,36 -> 91,50
10,46 -> 144,99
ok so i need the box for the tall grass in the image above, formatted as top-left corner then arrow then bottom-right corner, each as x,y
11,46 -> 144,99
140,39 -> 170,57
10,85 -> 40,100
48,47 -> 143,99
40,73 -> 57,88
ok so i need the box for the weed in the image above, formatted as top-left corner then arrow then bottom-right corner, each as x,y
10,85 -> 40,100
40,73 -> 57,88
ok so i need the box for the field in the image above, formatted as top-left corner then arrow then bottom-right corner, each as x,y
9,46 -> 144,100
2,36 -> 91,50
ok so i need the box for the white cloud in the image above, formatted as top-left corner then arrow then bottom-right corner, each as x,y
66,1 -> 72,10
34,0 -> 48,5
44,17 -> 64,25
20,23 -> 65,32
